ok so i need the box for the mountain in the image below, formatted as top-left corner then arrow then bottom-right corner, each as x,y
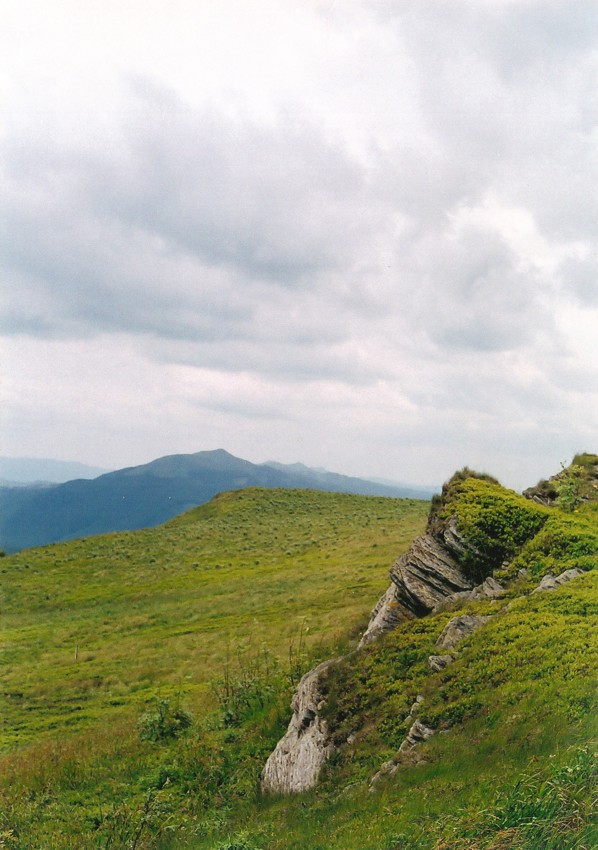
0,449 -> 434,552
0,456 -> 109,484
265,460 -> 434,500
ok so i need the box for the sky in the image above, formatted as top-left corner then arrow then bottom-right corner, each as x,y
1,0 -> 597,491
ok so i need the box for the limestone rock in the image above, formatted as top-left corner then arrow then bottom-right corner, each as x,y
428,654 -> 453,672
436,613 -> 492,651
532,568 -> 585,594
261,659 -> 337,794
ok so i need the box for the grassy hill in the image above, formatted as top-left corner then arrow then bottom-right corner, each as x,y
0,465 -> 596,849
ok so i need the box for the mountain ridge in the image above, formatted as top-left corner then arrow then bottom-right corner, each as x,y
0,449 -> 435,552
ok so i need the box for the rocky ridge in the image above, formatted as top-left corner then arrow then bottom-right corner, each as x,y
261,463 -> 595,795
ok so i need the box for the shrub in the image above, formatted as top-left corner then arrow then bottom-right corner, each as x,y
556,463 -> 584,512
138,696 -> 193,743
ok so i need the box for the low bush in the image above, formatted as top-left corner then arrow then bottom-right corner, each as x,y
138,696 -> 193,743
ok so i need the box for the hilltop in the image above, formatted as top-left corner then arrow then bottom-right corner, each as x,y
0,457 -> 596,849
0,449 -> 434,552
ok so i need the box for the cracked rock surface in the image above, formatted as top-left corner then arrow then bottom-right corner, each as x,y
359,526 -> 476,647
261,659 -> 338,794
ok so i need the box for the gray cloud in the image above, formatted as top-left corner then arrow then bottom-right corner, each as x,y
1,0 -> 596,488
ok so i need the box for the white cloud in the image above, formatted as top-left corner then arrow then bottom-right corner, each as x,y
1,0 -> 597,490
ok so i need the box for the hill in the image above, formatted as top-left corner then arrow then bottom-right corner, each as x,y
0,449 -> 434,552
0,458 -> 596,849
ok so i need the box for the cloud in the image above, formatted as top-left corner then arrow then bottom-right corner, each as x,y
0,0 -> 596,489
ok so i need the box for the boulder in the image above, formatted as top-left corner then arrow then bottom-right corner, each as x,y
436,613 -> 492,651
532,568 -> 585,594
428,654 -> 453,672
261,659 -> 337,794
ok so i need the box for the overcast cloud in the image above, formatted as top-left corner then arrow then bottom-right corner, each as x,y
1,0 -> 597,490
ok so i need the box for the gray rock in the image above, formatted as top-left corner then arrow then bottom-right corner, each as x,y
261,659 -> 338,794
431,576 -> 505,613
428,654 -> 453,672
436,614 -> 492,650
359,528 -> 476,647
399,719 -> 435,751
359,584 -> 405,647
370,713 -> 435,788
369,758 -> 399,787
532,568 -> 585,594
408,695 -> 424,716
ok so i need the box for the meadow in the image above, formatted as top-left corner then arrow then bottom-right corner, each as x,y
0,476 -> 596,849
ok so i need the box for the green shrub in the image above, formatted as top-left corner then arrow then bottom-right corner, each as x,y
556,463 -> 585,512
138,696 -> 193,743
447,479 -> 548,580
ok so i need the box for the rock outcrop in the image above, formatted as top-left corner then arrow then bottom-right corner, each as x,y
532,568 -> 585,594
369,696 -> 430,787
399,718 -> 435,751
427,614 -> 492,671
360,517 -> 479,647
261,659 -> 337,794
263,467 -> 561,795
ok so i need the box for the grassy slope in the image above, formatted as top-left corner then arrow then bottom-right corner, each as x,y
0,488 -> 427,845
192,479 -> 597,850
1,477 -> 597,849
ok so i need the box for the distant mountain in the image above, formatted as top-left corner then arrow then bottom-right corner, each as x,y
0,449 -> 434,553
265,460 -> 435,500
0,456 -> 109,484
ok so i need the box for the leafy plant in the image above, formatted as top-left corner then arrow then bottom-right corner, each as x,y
556,462 -> 584,512
138,696 -> 193,742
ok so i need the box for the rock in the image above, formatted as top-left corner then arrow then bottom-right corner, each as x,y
369,758 -> 399,788
399,719 -> 435,751
428,654 -> 453,672
370,711 -> 434,788
431,576 -> 505,613
408,695 -> 424,716
436,613 -> 492,650
389,532 -> 474,615
359,530 -> 475,647
261,659 -> 338,794
472,576 -> 505,599
359,584 -> 405,647
532,568 -> 585,594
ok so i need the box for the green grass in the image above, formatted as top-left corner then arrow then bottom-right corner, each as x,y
0,488 -> 427,753
0,476 -> 596,850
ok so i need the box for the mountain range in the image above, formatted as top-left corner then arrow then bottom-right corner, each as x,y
0,456 -> 109,484
0,449 -> 435,552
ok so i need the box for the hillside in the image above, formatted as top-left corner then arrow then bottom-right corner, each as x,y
0,449 -> 434,552
0,459 -> 596,849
